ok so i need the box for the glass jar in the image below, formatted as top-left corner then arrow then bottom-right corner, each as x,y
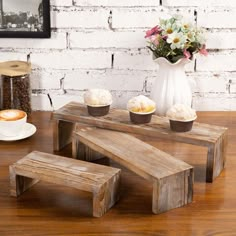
0,74 -> 31,114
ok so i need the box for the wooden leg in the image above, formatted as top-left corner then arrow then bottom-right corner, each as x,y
53,120 -> 75,151
72,133 -> 104,161
9,166 -> 39,197
206,131 -> 228,183
152,169 -> 193,214
92,171 -> 120,217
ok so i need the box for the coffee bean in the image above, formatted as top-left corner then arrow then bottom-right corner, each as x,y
1,74 -> 31,115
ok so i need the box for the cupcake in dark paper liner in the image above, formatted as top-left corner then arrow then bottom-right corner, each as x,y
84,89 -> 112,116
127,95 -> 156,124
166,104 -> 197,132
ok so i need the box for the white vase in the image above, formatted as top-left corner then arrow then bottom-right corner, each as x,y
150,57 -> 192,116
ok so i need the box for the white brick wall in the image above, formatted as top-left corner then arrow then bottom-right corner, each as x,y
112,8 -> 194,29
74,0 -> 160,7
70,31 -> 146,49
51,8 -> 109,29
207,32 -> 236,49
198,9 -> 236,28
162,0 -> 236,7
1,1 -> 236,111
30,51 -> 111,70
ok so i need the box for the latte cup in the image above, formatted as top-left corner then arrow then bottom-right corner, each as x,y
0,109 -> 27,137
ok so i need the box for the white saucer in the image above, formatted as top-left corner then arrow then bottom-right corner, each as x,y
0,123 -> 37,141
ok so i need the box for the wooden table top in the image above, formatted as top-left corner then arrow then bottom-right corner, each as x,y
0,111 -> 236,235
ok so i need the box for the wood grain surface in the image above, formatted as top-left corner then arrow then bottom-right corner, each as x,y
53,102 -> 227,146
9,151 -> 120,217
53,102 -> 228,182
73,126 -> 193,214
0,111 -> 236,235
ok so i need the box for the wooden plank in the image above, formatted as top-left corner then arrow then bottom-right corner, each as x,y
152,169 -> 193,214
9,151 -> 121,217
75,127 -> 192,181
9,165 -> 39,197
53,102 -> 227,146
74,126 -> 193,214
53,120 -> 75,151
72,132 -> 104,161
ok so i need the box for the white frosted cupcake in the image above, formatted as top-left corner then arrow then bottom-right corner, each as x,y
84,89 -> 112,116
127,95 -> 156,124
166,104 -> 197,132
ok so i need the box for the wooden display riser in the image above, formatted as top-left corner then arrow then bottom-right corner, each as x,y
52,102 -> 228,183
9,151 -> 121,217
72,126 -> 193,214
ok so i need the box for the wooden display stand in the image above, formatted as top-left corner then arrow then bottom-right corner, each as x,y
9,151 -> 121,217
72,126 -> 194,214
52,102 -> 228,183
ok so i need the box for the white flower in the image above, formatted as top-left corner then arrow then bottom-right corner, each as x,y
195,29 -> 207,44
161,21 -> 177,35
167,32 -> 187,50
186,31 -> 196,42
181,17 -> 193,31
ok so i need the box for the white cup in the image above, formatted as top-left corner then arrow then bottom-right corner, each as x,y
0,109 -> 27,137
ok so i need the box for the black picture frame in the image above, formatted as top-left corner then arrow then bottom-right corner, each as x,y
0,0 -> 50,38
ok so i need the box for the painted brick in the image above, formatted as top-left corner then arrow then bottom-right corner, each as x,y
114,52 -> 195,72
74,0 -> 160,7
206,31 -> 236,49
30,51 -> 111,70
198,10 -> 236,28
31,94 -> 52,111
70,31 -> 146,49
111,91 -> 144,109
0,32 -> 66,49
192,73 -> 227,93
51,0 -> 73,6
196,53 -> 236,72
31,71 -> 63,90
50,94 -> 84,110
64,70 -> 145,91
162,0 -> 236,7
112,8 -> 194,28
193,95 -> 236,111
226,75 -> 236,94
51,9 -> 109,29
0,53 -> 28,63
31,93 -> 84,111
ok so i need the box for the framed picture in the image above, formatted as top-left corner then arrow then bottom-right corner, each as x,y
0,0 -> 50,38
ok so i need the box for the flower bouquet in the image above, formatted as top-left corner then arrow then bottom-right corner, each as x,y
145,15 -> 207,63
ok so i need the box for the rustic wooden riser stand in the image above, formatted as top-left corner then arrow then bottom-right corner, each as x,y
72,126 -> 194,214
9,151 -> 121,217
53,102 -> 228,183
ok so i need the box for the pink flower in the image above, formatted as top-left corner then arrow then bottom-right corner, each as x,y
183,49 -> 191,59
150,35 -> 160,46
199,44 -> 208,56
145,26 -> 160,38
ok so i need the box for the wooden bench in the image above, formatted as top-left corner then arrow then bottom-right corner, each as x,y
72,126 -> 194,214
9,151 -> 121,217
52,102 -> 228,183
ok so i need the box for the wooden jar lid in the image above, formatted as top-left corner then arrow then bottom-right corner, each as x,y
0,61 -> 31,77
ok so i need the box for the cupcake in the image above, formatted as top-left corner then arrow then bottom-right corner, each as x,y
84,89 -> 112,116
127,95 -> 156,124
166,104 -> 197,132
